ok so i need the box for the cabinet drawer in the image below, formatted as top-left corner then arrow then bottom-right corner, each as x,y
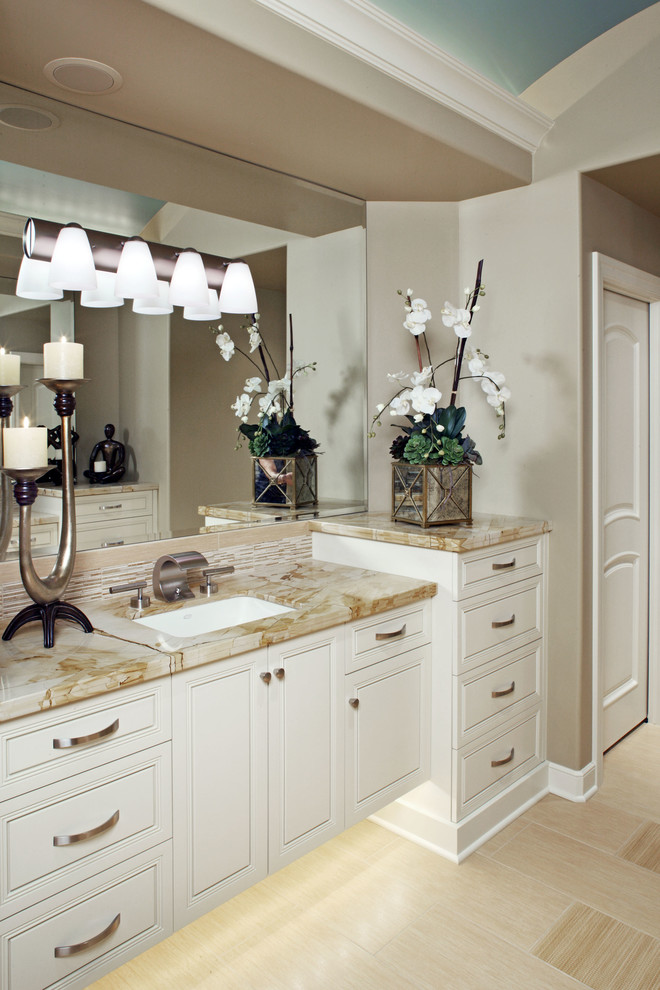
74,490 -> 154,522
1,745 -> 171,917
455,645 -> 542,746
0,680 -> 171,798
457,578 -> 543,672
8,522 -> 59,552
77,517 -> 156,550
453,708 -> 543,819
347,602 -> 431,671
457,539 -> 543,598
0,845 -> 171,990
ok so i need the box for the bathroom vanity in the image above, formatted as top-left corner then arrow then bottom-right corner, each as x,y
0,558 -> 434,990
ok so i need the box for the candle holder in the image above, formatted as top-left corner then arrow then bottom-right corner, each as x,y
0,384 -> 26,561
1,379 -> 93,648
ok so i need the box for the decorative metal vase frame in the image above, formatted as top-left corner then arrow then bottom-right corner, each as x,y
391,461 -> 472,528
0,379 -> 93,648
252,454 -> 318,508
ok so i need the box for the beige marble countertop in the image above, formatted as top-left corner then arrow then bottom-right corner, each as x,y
0,559 -> 436,724
36,480 -> 158,498
309,511 -> 552,552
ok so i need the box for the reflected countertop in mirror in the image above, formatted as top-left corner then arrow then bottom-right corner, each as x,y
199,499 -> 367,527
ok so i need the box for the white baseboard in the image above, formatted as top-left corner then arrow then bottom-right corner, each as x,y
548,761 -> 597,802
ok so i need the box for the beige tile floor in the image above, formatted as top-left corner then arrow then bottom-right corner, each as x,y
90,724 -> 660,989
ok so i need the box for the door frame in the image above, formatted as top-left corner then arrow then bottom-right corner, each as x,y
592,253 -> 660,785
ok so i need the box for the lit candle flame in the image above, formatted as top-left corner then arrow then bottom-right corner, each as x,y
22,417 -> 30,428
0,348 -> 5,356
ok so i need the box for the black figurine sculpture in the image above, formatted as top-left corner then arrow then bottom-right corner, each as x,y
83,424 -> 126,484
38,424 -> 79,486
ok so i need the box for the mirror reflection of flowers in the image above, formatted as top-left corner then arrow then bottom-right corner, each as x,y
370,260 -> 510,466
213,314 -> 319,457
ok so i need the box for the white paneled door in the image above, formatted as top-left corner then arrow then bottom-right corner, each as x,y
601,289 -> 649,750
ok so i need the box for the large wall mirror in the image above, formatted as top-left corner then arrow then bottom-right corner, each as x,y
0,84 -> 367,555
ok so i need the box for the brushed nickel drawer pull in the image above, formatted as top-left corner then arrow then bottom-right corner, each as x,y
53,718 -> 119,749
491,747 -> 515,768
375,623 -> 407,641
348,697 -> 360,709
99,503 -> 123,511
491,681 -> 516,698
492,559 -> 516,570
492,615 -> 515,629
53,809 -> 120,846
101,540 -> 125,547
54,913 -> 120,958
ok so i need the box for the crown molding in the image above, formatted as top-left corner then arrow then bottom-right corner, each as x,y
250,0 -> 553,152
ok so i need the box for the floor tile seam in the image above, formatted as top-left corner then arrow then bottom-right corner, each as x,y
477,820 -> 534,858
372,900 -> 441,959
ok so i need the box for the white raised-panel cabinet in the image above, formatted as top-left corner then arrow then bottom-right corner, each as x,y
172,649 -> 269,927
267,629 -> 344,870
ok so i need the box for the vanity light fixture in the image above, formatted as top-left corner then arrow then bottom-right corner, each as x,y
80,270 -> 123,308
169,248 -> 210,308
47,223 -> 97,291
219,261 -> 259,314
183,288 -> 222,321
114,236 -> 159,299
16,257 -> 63,300
133,280 -> 173,315
21,217 -> 259,314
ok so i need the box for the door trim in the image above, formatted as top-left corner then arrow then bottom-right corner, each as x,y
591,253 -> 660,786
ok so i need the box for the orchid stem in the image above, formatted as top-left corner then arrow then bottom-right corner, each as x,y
450,258 -> 483,406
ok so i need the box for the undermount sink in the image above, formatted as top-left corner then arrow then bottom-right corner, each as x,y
134,596 -> 294,638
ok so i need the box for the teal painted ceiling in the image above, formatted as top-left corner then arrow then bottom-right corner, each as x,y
367,0 -> 658,93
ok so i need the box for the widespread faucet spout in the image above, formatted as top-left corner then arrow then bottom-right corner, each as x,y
152,551 -> 208,602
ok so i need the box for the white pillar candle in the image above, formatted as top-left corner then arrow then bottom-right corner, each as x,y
43,338 -> 84,380
3,418 -> 48,469
0,348 -> 21,385
94,459 -> 107,473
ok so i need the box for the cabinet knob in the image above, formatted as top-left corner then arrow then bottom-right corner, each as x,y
348,697 -> 360,709
260,672 -> 272,684
274,667 -> 285,680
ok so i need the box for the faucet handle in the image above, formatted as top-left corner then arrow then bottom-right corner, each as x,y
109,580 -> 151,610
199,565 -> 235,595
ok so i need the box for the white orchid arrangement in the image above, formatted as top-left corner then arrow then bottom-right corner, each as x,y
214,315 -> 319,457
371,260 -> 510,466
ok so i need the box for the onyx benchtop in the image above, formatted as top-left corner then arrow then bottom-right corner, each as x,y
0,559 -> 436,723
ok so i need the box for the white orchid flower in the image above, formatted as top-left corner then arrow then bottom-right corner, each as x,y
248,329 -> 262,353
216,332 -> 235,361
389,393 -> 412,416
410,298 -> 431,316
375,403 -> 386,413
244,376 -> 261,393
410,385 -> 442,415
387,371 -> 409,384
441,301 -> 472,338
267,376 -> 291,396
231,393 -> 252,418
410,366 -> 433,387
258,394 -> 280,415
413,413 -> 424,422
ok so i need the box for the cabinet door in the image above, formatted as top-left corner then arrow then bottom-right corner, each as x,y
172,650 -> 268,927
345,645 -> 430,827
268,630 -> 344,870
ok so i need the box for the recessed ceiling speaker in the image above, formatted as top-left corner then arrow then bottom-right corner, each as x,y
0,104 -> 60,130
43,57 -> 123,94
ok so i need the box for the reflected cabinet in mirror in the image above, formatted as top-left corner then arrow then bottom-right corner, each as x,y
0,86 -> 367,555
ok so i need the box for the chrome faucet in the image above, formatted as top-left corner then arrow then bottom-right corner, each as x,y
152,551 -> 208,602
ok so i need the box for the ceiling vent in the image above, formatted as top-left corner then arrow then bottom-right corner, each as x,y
0,105 -> 60,130
43,58 -> 123,94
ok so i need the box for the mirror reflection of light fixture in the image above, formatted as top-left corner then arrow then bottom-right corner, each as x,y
219,261 -> 258,314
16,257 -> 63,300
183,288 -> 221,321
114,236 -> 158,299
169,248 -> 210,308
47,223 -> 97,291
81,270 -> 123,308
133,280 -> 173,315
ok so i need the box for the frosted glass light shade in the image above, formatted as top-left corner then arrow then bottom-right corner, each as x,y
16,257 -> 63,300
48,223 -> 97,290
115,237 -> 158,299
169,249 -> 209,307
183,288 -> 221,321
219,261 -> 258,314
133,280 -> 172,315
81,270 -> 123,307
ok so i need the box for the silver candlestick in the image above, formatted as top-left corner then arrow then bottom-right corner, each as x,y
0,384 -> 25,561
1,379 -> 93,648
